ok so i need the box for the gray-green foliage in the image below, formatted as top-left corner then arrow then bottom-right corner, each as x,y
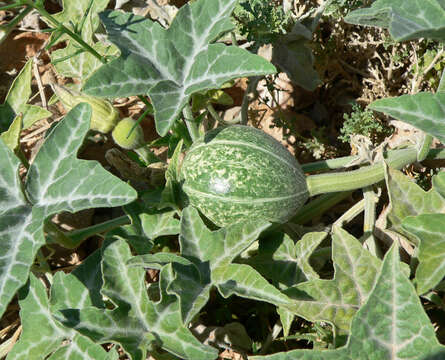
345,0 -> 445,42
57,236 -> 218,360
0,103 -> 137,320
83,0 -> 276,135
0,59 -> 51,133
386,167 -> 445,295
251,244 -> 445,360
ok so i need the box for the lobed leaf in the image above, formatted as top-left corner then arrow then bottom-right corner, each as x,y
369,92 -> 445,143
58,237 -> 218,360
83,0 -> 276,135
167,206 -> 291,324
0,103 -> 136,319
385,168 -> 445,293
283,227 -> 381,332
402,214 -> 445,295
345,0 -> 445,42
245,231 -> 326,290
0,59 -> 51,132
251,244 -> 445,360
7,255 -> 115,360
385,168 -> 445,235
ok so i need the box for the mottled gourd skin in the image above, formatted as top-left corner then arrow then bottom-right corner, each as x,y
179,125 -> 309,227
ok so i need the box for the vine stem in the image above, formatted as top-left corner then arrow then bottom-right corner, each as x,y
21,0 -> 105,64
305,146 -> 432,196
46,216 -> 130,249
361,186 -> 381,258
183,104 -> 200,141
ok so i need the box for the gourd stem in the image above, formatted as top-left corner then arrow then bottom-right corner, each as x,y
361,186 -> 381,258
46,216 -> 129,249
417,134 -> 433,162
290,191 -> 352,225
306,147 -> 418,196
22,0 -> 105,64
183,104 -> 200,141
333,199 -> 365,228
301,147 -> 445,174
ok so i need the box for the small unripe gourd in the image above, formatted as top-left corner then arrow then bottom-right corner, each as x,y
53,84 -> 119,133
179,125 -> 309,227
112,118 -> 145,150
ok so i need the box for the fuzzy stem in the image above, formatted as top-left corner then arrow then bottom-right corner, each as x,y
301,147 -> 445,173
22,0 -> 105,63
183,104 -> 200,141
291,191 -> 352,225
47,216 -> 129,249
417,134 -> 433,162
305,147 -> 419,196
361,187 -> 381,258
333,199 -> 365,228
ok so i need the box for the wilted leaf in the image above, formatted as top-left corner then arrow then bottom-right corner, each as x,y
251,244 -> 445,360
83,0 -> 276,135
272,22 -> 321,91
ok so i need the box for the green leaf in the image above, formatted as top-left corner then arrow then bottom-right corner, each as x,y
251,244 -> 445,360
51,0 -> 110,42
52,42 -> 117,84
0,103 -> 137,319
245,232 -> 326,290
141,210 -> 180,240
83,0 -> 276,135
283,227 -> 381,332
369,92 -> 445,143
403,214 -> 445,294
345,0 -> 445,42
167,207 -> 290,324
128,253 -> 196,270
385,167 -> 445,238
7,262 -> 115,360
58,237 -> 218,360
0,138 -> 38,321
272,22 -> 321,91
50,250 -> 104,310
0,59 -> 51,132
1,114 -> 22,152
25,104 -> 136,215
160,140 -> 183,210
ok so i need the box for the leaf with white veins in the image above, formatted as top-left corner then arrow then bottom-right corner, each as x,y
245,231 -> 326,290
369,92 -> 445,143
385,168 -> 445,238
345,0 -> 445,42
7,254 -> 115,360
167,207 -> 291,324
251,244 -> 445,360
83,0 -> 276,135
283,227 -> 381,332
57,237 -> 218,360
0,103 -> 137,319
403,214 -> 445,294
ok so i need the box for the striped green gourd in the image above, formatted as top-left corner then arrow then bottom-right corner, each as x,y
179,125 -> 309,227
